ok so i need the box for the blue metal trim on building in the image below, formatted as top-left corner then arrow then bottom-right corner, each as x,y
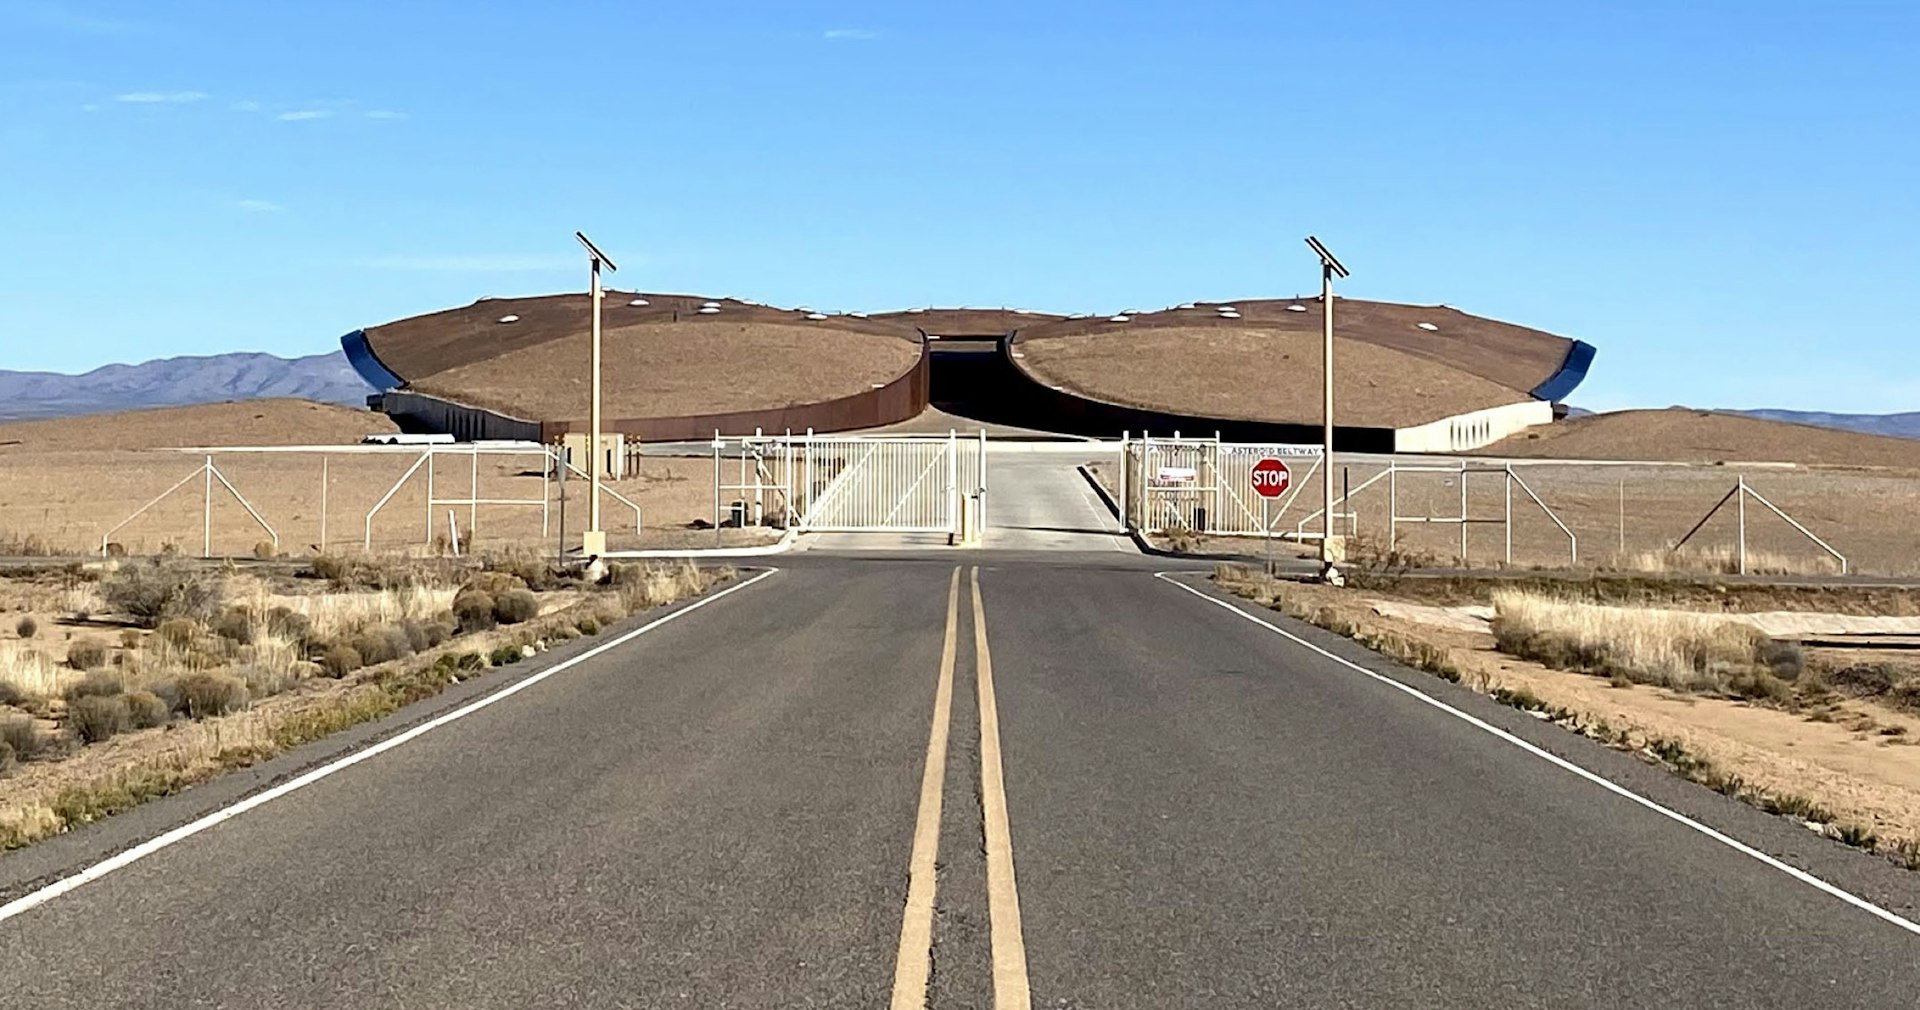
1530,339 -> 1596,402
340,329 -> 403,391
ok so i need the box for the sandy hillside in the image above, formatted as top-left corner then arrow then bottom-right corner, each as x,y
1017,326 -> 1528,428
1490,409 -> 1920,468
0,399 -> 397,454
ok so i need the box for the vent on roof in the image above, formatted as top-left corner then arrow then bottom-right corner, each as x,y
805,312 -> 828,320
628,298 -> 649,307
497,314 -> 520,323
1417,322 -> 1439,331
1287,304 -> 1307,312
697,306 -> 720,315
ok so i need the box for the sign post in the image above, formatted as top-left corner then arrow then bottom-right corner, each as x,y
1251,458 -> 1291,576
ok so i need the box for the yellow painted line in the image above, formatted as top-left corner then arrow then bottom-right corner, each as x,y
971,566 -> 1033,1010
889,566 -> 963,1009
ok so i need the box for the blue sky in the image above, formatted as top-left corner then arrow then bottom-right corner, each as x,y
1,1 -> 1914,412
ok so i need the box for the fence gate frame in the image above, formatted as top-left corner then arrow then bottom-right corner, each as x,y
1121,433 -> 1323,536
708,430 -> 987,539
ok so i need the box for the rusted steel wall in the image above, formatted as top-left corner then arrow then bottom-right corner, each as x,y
377,342 -> 930,443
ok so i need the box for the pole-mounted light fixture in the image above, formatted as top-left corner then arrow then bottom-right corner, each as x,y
1304,235 -> 1348,584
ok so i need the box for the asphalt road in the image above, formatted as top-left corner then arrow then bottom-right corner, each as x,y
6,553 -> 1920,1006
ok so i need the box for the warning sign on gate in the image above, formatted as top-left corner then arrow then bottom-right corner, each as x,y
1250,458 -> 1291,498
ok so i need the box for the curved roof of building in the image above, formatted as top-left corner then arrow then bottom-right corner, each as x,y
358,293 -> 923,423
1009,297 -> 1588,429
347,292 -> 1592,434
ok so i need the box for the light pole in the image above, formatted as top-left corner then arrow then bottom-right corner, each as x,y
1305,235 -> 1349,584
575,231 -> 617,558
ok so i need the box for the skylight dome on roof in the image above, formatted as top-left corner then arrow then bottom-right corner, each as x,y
1287,304 -> 1307,312
1417,322 -> 1439,331
497,315 -> 519,323
628,298 -> 649,307
700,301 -> 721,309
697,306 -> 720,315
1109,315 -> 1131,322
805,313 -> 828,320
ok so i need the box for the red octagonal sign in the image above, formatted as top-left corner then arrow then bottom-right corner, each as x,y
1250,458 -> 1291,498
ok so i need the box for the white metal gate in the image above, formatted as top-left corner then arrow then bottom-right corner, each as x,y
707,431 -> 988,536
1122,434 -> 1321,535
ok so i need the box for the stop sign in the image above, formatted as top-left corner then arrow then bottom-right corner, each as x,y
1250,458 -> 1291,498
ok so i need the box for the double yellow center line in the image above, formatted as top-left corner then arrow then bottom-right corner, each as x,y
891,566 -> 1031,1010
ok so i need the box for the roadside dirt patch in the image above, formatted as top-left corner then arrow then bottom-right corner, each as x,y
0,559 -> 734,850
1218,571 -> 1920,862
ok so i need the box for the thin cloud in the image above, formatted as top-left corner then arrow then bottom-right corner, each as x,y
230,100 -> 261,112
823,28 -> 879,40
277,109 -> 333,121
364,109 -> 407,120
357,254 -> 578,273
236,199 -> 281,213
115,90 -> 207,104
13,3 -> 142,36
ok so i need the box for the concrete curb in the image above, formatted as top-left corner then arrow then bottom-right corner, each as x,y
1074,463 -> 1172,557
603,528 -> 799,559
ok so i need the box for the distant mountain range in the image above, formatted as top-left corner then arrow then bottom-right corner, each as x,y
1728,409 -> 1920,440
0,351 -> 373,421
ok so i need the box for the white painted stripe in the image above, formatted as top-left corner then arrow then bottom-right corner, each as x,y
0,568 -> 782,925
971,568 -> 1033,1008
1153,572 -> 1920,939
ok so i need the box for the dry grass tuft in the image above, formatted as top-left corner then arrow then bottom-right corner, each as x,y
262,586 -> 457,640
101,558 -> 227,628
0,641 -> 64,701
1491,590 -> 1798,693
1610,545 -> 1844,577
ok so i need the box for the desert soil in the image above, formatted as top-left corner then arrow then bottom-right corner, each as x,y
1088,457 -> 1920,576
1255,578 -> 1920,851
1488,408 -> 1920,468
0,448 -> 773,557
0,400 -> 396,454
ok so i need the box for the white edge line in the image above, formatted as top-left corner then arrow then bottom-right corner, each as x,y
1151,571 -> 1920,939
0,567 -> 782,925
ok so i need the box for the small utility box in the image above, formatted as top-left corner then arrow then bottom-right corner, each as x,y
559,433 -> 627,480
